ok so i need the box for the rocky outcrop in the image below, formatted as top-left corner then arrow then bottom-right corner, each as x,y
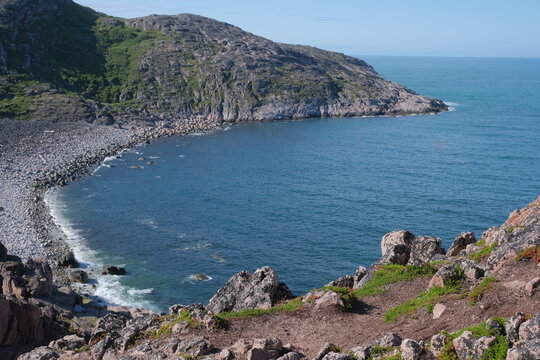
0,0 -> 447,123
447,232 -> 476,256
207,266 -> 293,314
0,257 -> 53,299
378,231 -> 446,267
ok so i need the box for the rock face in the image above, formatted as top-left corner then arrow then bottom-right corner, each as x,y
0,0 -> 447,123
447,232 -> 476,256
207,266 -> 293,314
0,258 -> 53,298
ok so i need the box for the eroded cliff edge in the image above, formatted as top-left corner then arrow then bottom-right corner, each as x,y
0,0 -> 447,124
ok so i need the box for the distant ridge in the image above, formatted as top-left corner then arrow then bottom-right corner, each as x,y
0,0 -> 447,123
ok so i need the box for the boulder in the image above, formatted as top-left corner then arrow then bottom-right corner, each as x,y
506,312 -> 526,343
102,265 -> 126,275
447,232 -> 476,256
401,339 -> 421,360
278,352 -> 302,360
207,266 -> 292,313
432,303 -> 446,319
506,341 -> 540,360
519,315 -> 540,341
91,313 -> 128,342
230,338 -> 253,356
380,244 -> 410,265
69,270 -> 88,284
525,277 -> 540,296
174,337 -> 213,356
0,259 -> 53,299
58,251 -> 78,268
49,334 -> 86,351
452,331 -> 496,360
353,266 -> 368,288
408,236 -> 445,265
169,303 -> 207,321
24,259 -> 53,297
430,333 -> 448,357
429,265 -> 459,288
253,338 -> 283,352
246,348 -> 275,360
18,347 -> 59,360
381,230 -> 415,256
313,291 -> 344,310
322,352 -> 351,360
326,275 -> 354,288
376,332 -> 403,347
313,343 -> 338,360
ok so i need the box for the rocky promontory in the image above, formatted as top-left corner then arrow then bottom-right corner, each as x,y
0,0 -> 446,124
2,196 -> 539,359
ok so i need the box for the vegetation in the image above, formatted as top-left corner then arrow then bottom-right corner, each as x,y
438,319 -> 510,360
308,286 -> 357,309
468,242 -> 498,262
144,310 -> 201,340
214,299 -> 303,322
515,246 -> 540,264
467,277 -> 496,305
383,266 -> 464,322
352,264 -> 437,298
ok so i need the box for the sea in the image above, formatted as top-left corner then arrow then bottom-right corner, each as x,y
45,56 -> 540,312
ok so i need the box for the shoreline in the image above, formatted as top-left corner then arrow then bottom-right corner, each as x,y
0,118 -> 223,294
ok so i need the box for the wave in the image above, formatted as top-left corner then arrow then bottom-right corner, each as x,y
444,101 -> 459,111
44,190 -> 161,312
137,218 -> 159,230
178,241 -> 212,251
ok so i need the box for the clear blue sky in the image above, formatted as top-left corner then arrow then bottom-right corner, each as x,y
76,0 -> 540,58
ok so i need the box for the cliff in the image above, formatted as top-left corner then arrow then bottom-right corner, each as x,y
0,0 -> 447,123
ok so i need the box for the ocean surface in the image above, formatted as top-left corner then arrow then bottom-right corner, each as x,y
46,56 -> 540,312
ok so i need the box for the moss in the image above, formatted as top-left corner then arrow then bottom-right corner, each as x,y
384,266 -> 464,322
367,345 -> 398,360
515,246 -> 540,264
214,298 -> 303,323
75,345 -> 91,353
352,264 -> 437,299
143,310 -> 202,340
467,277 -> 496,305
468,242 -> 498,262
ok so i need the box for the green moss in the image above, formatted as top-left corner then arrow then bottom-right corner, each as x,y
467,277 -> 496,305
352,264 -> 437,299
75,345 -> 91,353
468,242 -> 498,262
143,310 -> 201,340
214,299 -> 303,323
515,246 -> 540,263
384,266 -> 464,322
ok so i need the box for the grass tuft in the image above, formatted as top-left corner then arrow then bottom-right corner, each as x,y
467,277 -> 496,305
468,242 -> 498,262
214,299 -> 303,323
515,246 -> 540,264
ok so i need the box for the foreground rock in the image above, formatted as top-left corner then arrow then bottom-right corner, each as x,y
207,266 -> 293,313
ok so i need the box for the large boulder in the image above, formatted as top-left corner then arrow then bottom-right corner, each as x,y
207,266 -> 292,314
0,297 -> 53,347
381,230 -> 415,256
519,315 -> 540,341
408,236 -> 445,265
452,331 -> 496,360
447,232 -> 476,256
0,258 -> 53,299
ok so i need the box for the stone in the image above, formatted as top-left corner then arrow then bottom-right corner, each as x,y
102,265 -> 126,275
326,275 -> 354,288
216,349 -> 234,360
525,277 -> 540,296
207,266 -> 291,313
176,337 -> 213,357
353,266 -> 368,288
52,286 -> 76,307
452,331 -> 496,360
49,334 -> 86,350
447,232 -> 476,256
506,312 -> 526,343
246,348 -> 273,360
432,303 -> 446,319
376,332 -> 403,347
169,303 -> 207,321
408,236 -> 445,265
519,315 -> 540,341
92,313 -> 128,341
380,244 -> 410,265
350,345 -> 372,360
381,230 -> 415,256
313,343 -> 338,360
400,339 -> 421,360
277,352 -> 302,360
23,258 -> 53,297
506,342 -> 540,360
313,291 -> 344,310
322,352 -> 351,360
231,339 -> 253,355
18,347 -> 59,360
430,333 -> 448,357
58,251 -> 78,268
253,338 -> 283,351
454,259 -> 485,280
429,265 -> 459,288
69,269 -> 88,284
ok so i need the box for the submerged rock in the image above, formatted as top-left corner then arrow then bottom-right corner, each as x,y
102,265 -> 126,275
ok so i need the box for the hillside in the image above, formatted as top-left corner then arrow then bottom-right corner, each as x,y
0,0 -> 447,123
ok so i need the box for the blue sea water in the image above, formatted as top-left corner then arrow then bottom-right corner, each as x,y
46,57 -> 540,312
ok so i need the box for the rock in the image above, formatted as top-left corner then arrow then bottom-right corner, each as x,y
313,291 -> 344,310
518,315 -> 540,341
207,266 -> 291,313
430,333 -> 448,357
246,348 -> 274,360
102,265 -> 126,275
408,236 -> 445,265
313,343 -> 338,360
278,352 -> 302,360
506,341 -> 540,360
326,275 -> 354,288
49,334 -> 86,350
118,314 -> 159,351
429,265 -> 459,288
58,251 -> 78,268
454,259 -> 485,280
191,273 -> 212,281
92,313 -> 128,341
448,232 -> 476,256
400,339 -> 421,360
506,312 -> 526,343
231,339 -> 253,355
175,337 -> 213,356
353,266 -> 368,288
321,352 -> 351,360
380,244 -> 410,265
376,332 -> 403,347
0,241 -> 7,262
216,349 -> 234,360
253,338 -> 283,352
275,282 -> 294,301
18,347 -> 59,360
452,331 -> 496,360
381,230 -> 415,256
169,303 -> 207,321
69,269 -> 88,284
23,258 -> 53,297
52,286 -> 76,307
432,303 -> 446,319
0,258 -> 53,298
350,345 -> 373,360
525,277 -> 540,296
485,318 -> 505,336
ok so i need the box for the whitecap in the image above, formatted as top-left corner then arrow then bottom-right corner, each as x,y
188,274 -> 212,282
179,241 -> 212,251
137,218 -> 159,230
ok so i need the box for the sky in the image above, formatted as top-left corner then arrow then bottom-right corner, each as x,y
75,0 -> 540,58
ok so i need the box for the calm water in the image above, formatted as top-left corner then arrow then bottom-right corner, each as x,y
47,57 -> 540,312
